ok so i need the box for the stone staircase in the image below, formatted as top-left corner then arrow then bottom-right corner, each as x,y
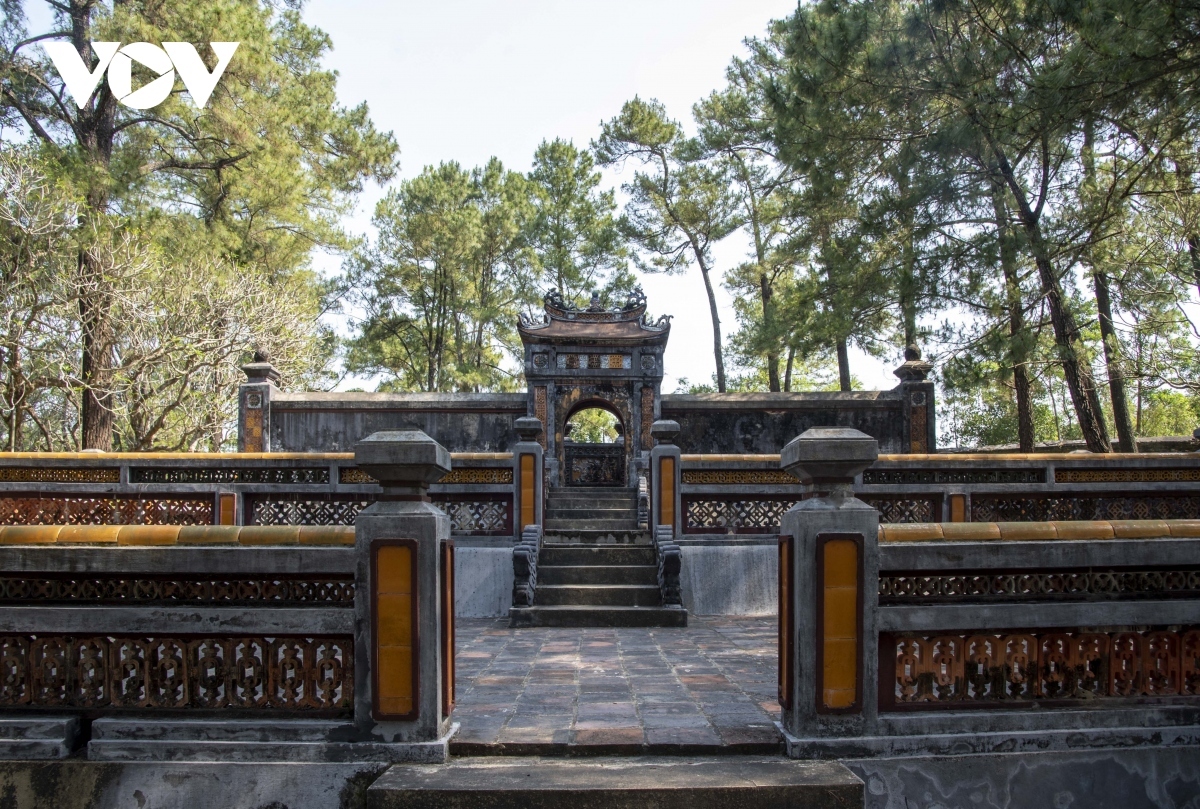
543,486 -> 644,544
509,487 -> 687,628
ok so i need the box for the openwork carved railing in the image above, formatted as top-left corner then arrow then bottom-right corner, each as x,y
883,629 -> 1200,709
0,635 -> 353,713
681,452 -> 1200,534
0,575 -> 355,605
565,443 -> 624,486
0,452 -> 515,537
880,568 -> 1200,603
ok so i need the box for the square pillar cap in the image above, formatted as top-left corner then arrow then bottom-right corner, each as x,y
650,420 -> 680,445
514,416 -> 544,442
354,430 -> 450,486
780,427 -> 878,483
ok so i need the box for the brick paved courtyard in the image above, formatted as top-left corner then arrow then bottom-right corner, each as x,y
451,616 -> 782,754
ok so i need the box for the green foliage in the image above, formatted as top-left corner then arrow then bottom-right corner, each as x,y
1,0 -> 396,447
566,407 -> 619,443
595,97 -> 738,391
345,160 -> 530,393
526,139 -> 633,307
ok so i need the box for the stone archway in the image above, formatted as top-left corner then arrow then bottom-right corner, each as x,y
518,288 -> 670,489
562,397 -> 628,487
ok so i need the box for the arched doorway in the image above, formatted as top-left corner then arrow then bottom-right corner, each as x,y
563,400 -> 627,487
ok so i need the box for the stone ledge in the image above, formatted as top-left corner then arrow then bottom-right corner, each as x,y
0,717 -> 79,760
88,719 -> 457,763
367,756 -> 862,809
878,519 -> 1200,543
780,721 -> 1200,760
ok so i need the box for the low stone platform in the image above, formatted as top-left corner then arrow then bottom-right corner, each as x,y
452,617 -> 780,754
366,756 -> 864,809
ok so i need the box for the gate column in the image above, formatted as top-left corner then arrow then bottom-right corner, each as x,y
778,428 -> 880,744
353,430 -> 457,760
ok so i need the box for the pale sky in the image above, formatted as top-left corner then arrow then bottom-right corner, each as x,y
300,0 -> 898,392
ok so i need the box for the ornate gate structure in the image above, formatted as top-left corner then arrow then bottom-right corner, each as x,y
518,289 -> 670,488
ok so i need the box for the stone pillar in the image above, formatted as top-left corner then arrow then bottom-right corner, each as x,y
353,431 -> 456,755
649,420 -> 682,537
778,428 -> 880,748
512,416 -> 544,539
238,352 -> 279,452
893,344 -> 936,454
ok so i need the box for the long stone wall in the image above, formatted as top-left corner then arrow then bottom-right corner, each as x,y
253,388 -> 930,455
268,392 -> 526,452
661,392 -> 913,455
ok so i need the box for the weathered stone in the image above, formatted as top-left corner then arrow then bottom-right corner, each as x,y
780,427 -> 879,485
353,431 -> 450,488
366,756 -> 864,809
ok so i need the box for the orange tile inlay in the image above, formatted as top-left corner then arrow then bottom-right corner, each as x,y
659,456 -> 675,528
520,454 -> 536,531
949,494 -> 965,523
822,538 -> 859,710
375,542 -> 416,719
218,493 -> 237,526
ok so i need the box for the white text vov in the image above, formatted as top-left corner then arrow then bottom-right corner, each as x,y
44,42 -> 239,110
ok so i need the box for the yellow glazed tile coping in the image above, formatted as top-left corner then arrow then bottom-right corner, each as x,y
996,522 -> 1057,541
1050,521 -> 1115,540
117,525 -> 180,545
178,526 -> 241,545
0,525 -> 63,544
298,526 -> 355,545
1109,520 -> 1172,539
238,526 -> 300,545
0,524 -> 355,546
1168,520 -> 1200,538
879,519 -> 1192,543
879,524 -> 943,542
941,522 -> 1001,541
58,525 -> 120,544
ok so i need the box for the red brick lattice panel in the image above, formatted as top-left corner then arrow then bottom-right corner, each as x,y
247,494 -> 511,535
0,576 -> 355,605
683,497 -> 801,534
883,628 -> 1200,709
0,495 -> 213,525
0,635 -> 352,712
879,569 -> 1200,603
971,494 -> 1200,522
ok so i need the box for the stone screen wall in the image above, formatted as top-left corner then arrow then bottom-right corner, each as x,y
268,392 -> 526,453
662,392 -> 909,455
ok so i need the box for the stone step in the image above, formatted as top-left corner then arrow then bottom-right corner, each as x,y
540,544 -> 656,566
508,605 -> 689,628
538,564 -> 658,586
544,518 -> 640,531
536,584 -> 661,607
366,756 -> 863,809
541,530 -> 651,545
545,497 -> 637,511
544,507 -> 638,519
549,487 -> 637,495
0,716 -> 79,760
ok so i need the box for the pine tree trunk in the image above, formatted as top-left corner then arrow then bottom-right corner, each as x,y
836,338 -> 851,392
1082,122 -> 1136,452
784,346 -> 794,392
761,274 -> 780,392
1093,270 -> 1137,452
992,186 -> 1035,452
994,152 -> 1112,452
696,259 -> 726,392
71,6 -> 118,450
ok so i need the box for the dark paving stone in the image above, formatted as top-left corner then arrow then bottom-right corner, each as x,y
451,616 -> 782,753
